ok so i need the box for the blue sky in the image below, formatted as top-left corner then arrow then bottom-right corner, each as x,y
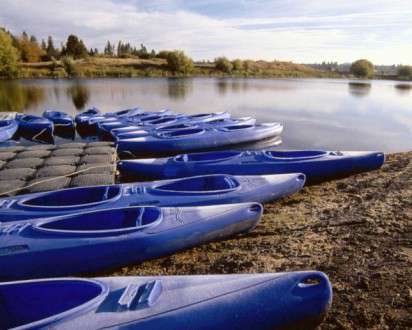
1,0 -> 411,64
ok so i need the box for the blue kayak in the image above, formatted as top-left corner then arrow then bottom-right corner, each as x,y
0,173 -> 305,222
119,150 -> 385,183
0,271 -> 332,330
0,119 -> 18,142
0,203 -> 262,279
117,123 -> 283,157
16,114 -> 54,143
43,110 -> 75,139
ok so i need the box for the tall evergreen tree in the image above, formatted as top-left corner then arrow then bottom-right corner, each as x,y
64,34 -> 87,59
46,36 -> 58,59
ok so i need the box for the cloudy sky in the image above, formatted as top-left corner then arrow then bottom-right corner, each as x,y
1,0 -> 411,64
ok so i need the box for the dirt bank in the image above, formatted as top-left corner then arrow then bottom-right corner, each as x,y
107,152 -> 412,329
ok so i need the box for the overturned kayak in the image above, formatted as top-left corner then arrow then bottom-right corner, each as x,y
117,123 -> 283,157
43,110 -> 75,139
74,107 -> 100,126
119,150 -> 385,183
16,114 -> 54,143
74,108 -> 100,136
0,271 -> 332,330
0,173 -> 305,222
43,110 -> 74,128
0,119 -> 18,142
0,203 -> 262,279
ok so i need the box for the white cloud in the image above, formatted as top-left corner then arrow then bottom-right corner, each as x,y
0,0 -> 411,64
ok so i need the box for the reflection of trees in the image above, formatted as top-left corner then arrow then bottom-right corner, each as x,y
394,83 -> 411,96
217,78 -> 228,95
348,82 -> 371,97
0,81 -> 45,112
66,83 -> 90,110
167,78 -> 193,100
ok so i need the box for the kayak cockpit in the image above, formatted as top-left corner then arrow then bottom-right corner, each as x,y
148,117 -> 177,125
35,207 -> 162,235
154,175 -> 240,194
264,150 -> 328,161
174,151 -> 242,163
159,128 -> 205,138
0,278 -> 108,329
19,186 -> 122,209
158,123 -> 194,131
220,124 -> 254,131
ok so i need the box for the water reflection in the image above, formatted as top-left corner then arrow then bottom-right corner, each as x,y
394,83 -> 412,96
66,83 -> 90,110
167,78 -> 193,100
217,79 -> 229,95
348,82 -> 372,97
0,81 -> 45,112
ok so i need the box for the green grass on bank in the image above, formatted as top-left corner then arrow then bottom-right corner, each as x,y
18,57 -> 340,79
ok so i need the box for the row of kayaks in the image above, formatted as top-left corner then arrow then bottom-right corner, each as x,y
75,107 -> 284,156
0,173 -> 335,329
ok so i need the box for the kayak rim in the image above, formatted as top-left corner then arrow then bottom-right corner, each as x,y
0,277 -> 109,330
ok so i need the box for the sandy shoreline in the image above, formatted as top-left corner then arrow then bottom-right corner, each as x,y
105,152 -> 411,329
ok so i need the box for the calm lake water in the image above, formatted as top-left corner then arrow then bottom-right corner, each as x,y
0,78 -> 411,152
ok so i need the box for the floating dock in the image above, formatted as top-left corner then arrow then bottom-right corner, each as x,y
0,141 -> 117,196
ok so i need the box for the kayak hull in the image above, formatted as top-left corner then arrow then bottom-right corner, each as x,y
119,150 -> 385,183
0,271 -> 332,330
0,173 -> 305,222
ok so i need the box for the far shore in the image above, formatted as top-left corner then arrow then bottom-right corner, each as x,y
6,58 -> 408,82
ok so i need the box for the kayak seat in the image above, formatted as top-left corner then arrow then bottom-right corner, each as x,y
0,279 -> 104,329
174,151 -> 241,163
156,175 -> 240,193
21,186 -> 121,208
37,207 -> 161,232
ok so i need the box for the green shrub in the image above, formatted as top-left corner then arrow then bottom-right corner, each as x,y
215,57 -> 233,73
350,59 -> 374,78
61,56 -> 80,77
166,51 -> 193,74
232,59 -> 244,71
397,66 -> 412,79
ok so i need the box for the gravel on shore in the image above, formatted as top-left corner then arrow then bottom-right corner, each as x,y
104,152 -> 411,329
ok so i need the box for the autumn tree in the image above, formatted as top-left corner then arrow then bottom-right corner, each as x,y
0,29 -> 20,78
